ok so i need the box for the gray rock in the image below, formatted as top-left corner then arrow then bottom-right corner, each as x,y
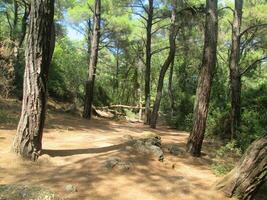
104,157 -> 131,171
64,184 -> 77,193
147,145 -> 164,162
116,161 -> 131,171
104,157 -> 121,169
0,184 -> 63,200
165,144 -> 183,156
125,145 -> 134,151
132,136 -> 164,161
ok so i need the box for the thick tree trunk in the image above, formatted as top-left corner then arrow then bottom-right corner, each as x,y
216,134 -> 267,200
12,0 -> 55,160
150,0 -> 177,129
83,0 -> 101,119
229,0 -> 243,139
186,0 -> 218,156
144,0 -> 153,125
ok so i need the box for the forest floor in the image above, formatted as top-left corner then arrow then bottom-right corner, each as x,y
0,98 -> 265,200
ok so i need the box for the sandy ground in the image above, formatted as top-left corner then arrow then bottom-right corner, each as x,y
0,106 -> 234,200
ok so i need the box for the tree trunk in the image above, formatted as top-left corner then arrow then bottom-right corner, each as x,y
150,0 -> 178,129
12,0 -> 55,161
229,0 -> 243,139
168,59 -> 175,117
83,0 -> 101,119
216,134 -> 267,200
144,0 -> 153,125
186,0 -> 218,156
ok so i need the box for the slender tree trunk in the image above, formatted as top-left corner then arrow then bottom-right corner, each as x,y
168,59 -> 175,117
83,0 -> 101,119
229,0 -> 243,139
216,134 -> 267,200
186,0 -> 218,156
150,0 -> 178,129
144,0 -> 153,125
12,0 -> 55,160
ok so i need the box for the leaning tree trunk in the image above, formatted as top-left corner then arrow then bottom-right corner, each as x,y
229,0 -> 243,139
216,134 -> 267,200
186,0 -> 218,156
150,0 -> 177,129
12,0 -> 55,160
83,0 -> 101,119
144,0 -> 154,125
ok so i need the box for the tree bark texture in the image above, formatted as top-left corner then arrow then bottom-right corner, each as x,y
12,0 -> 55,160
150,0 -> 178,129
168,59 -> 175,116
186,0 -> 218,156
229,0 -> 243,139
83,0 -> 101,119
216,134 -> 267,200
144,0 -> 154,125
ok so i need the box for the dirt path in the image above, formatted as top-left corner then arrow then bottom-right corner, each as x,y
0,109 -> 232,200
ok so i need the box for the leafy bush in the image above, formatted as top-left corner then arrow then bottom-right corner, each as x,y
211,140 -> 242,176
0,109 -> 13,124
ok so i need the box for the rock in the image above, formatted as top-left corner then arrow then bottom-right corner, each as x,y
125,145 -> 133,151
133,140 -> 149,154
147,145 -> 164,162
0,184 -> 63,200
104,157 -> 121,169
64,184 -> 77,193
165,144 -> 183,156
132,135 -> 164,161
104,157 -> 131,171
145,137 -> 161,147
116,161 -> 131,171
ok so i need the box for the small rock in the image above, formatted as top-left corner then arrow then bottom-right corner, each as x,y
165,144 -> 183,156
104,157 -> 131,171
125,146 -> 133,151
116,161 -> 131,171
64,184 -> 77,193
104,157 -> 121,169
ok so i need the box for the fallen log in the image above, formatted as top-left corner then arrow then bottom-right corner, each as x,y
97,105 -> 145,110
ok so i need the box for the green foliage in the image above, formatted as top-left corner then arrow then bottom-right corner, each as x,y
211,140 -> 242,176
48,37 -> 87,105
211,162 -> 233,176
0,109 -> 16,124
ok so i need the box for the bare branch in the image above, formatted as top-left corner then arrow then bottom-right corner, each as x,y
132,12 -> 148,21
240,23 -> 267,38
218,6 -> 234,13
151,23 -> 170,35
240,56 -> 267,76
151,46 -> 169,56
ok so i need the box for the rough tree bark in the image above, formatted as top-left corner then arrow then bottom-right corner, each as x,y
144,0 -> 154,125
229,0 -> 243,139
168,59 -> 175,117
186,0 -> 218,156
216,134 -> 267,200
83,0 -> 101,119
150,0 -> 178,129
12,0 -> 55,160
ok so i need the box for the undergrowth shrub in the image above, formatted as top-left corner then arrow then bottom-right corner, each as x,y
211,140 -> 242,176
